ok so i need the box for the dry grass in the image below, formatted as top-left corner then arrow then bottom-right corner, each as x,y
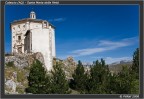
5,63 -> 29,94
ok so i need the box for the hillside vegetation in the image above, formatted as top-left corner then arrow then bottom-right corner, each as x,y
5,48 -> 139,94
109,61 -> 132,74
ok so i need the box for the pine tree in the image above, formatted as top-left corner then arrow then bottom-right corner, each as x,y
107,73 -> 118,94
88,59 -> 111,94
113,48 -> 139,94
26,59 -> 50,94
131,48 -> 139,79
50,61 -> 70,94
129,48 -> 139,93
115,66 -> 132,94
72,60 -> 88,93
44,74 -> 53,94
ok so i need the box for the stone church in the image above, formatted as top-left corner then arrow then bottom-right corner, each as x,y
11,11 -> 56,71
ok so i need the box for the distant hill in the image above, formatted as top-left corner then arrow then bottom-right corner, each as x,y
108,60 -> 132,74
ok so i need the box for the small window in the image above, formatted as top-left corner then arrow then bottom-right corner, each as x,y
23,25 -> 26,30
13,36 -> 15,38
18,25 -> 20,28
18,36 -> 21,40
43,22 -> 47,28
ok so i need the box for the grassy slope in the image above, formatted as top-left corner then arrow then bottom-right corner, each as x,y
5,62 -> 30,94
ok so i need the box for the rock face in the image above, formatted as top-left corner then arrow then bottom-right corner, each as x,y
5,52 -> 45,94
62,57 -> 77,79
63,57 -> 76,67
33,52 -> 45,66
5,55 -> 28,69
5,52 -> 45,69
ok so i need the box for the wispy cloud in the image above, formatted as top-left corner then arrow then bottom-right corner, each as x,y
70,37 -> 138,57
54,18 -> 66,22
98,36 -> 138,47
48,18 -> 66,22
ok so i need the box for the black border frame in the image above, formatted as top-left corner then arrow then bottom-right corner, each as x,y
0,0 -> 143,99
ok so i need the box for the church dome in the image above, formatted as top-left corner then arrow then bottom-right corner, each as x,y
30,11 -> 35,14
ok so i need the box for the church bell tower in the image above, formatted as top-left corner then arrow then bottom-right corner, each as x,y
30,11 -> 36,19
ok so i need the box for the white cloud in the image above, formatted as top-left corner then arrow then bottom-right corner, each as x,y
54,18 -> 65,22
49,18 -> 66,22
98,36 -> 138,47
71,37 -> 138,57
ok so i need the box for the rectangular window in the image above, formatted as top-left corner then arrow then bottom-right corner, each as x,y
18,36 -> 21,40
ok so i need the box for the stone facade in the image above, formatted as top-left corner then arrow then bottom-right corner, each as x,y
11,11 -> 56,71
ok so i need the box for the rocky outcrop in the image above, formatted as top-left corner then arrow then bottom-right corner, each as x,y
33,52 -> 45,66
5,55 -> 27,69
63,56 -> 76,67
5,52 -> 45,94
5,52 -> 45,69
62,57 -> 77,79
5,79 -> 17,94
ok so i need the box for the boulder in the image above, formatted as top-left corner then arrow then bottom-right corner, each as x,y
5,79 -> 16,93
33,52 -> 45,65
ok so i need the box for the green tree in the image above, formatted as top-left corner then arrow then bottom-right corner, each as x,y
115,66 -> 132,94
44,74 -> 53,94
50,61 -> 70,94
106,73 -> 118,94
72,60 -> 88,93
26,59 -> 50,94
130,79 -> 139,94
88,59 -> 111,94
131,48 -> 139,79
113,48 -> 139,94
130,48 -> 139,93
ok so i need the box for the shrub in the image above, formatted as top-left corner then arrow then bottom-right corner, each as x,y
6,61 -> 15,67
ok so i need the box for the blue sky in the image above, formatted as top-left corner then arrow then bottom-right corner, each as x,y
5,5 -> 139,64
